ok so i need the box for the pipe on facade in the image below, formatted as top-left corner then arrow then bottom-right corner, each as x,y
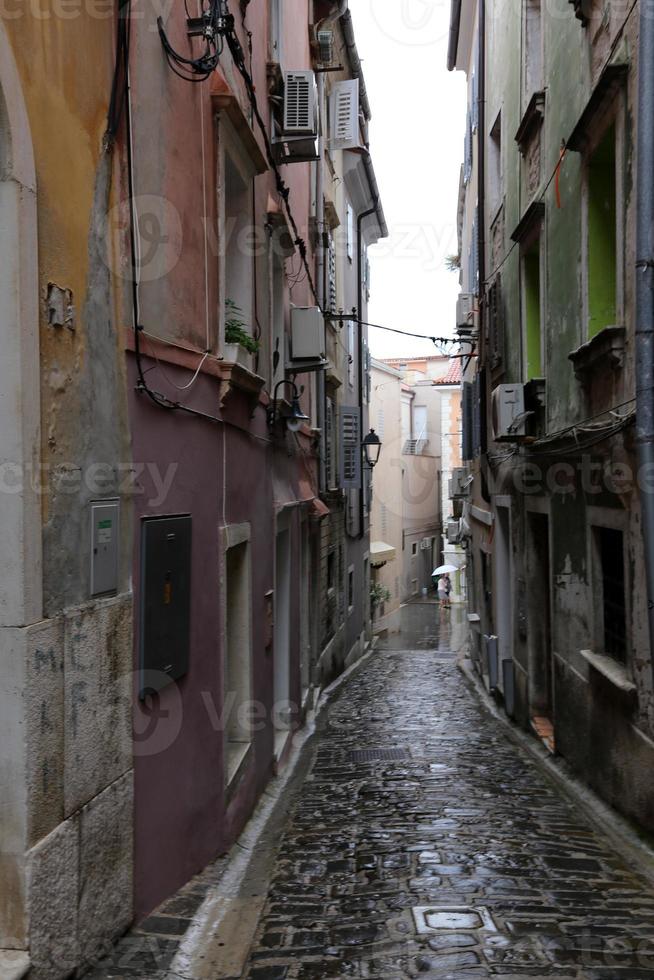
357,201 -> 377,538
316,69 -> 327,491
635,2 -> 654,681
447,0 -> 463,72
340,8 -> 372,123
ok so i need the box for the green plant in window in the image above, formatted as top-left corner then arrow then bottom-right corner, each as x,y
225,299 -> 260,353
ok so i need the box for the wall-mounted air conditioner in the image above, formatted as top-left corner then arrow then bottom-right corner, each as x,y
456,293 -> 478,335
446,520 -> 460,545
449,467 -> 472,499
274,71 -> 320,163
491,384 -> 527,441
284,71 -> 318,134
289,307 -> 327,369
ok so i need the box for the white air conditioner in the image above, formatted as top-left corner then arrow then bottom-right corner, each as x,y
456,293 -> 478,332
449,466 -> 472,499
446,520 -> 460,545
284,71 -> 318,135
491,384 -> 527,441
289,307 -> 326,366
317,29 -> 334,65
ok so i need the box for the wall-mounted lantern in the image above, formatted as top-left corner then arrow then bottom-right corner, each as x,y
268,379 -> 310,434
362,428 -> 382,469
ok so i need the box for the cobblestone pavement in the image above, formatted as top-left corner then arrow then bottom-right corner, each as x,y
244,605 -> 654,979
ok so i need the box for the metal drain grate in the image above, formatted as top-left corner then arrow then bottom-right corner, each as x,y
347,748 -> 411,763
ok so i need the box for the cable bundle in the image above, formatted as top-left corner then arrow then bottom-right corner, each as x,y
157,0 -> 227,82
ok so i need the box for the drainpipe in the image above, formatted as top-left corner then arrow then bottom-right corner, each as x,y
477,0 -> 486,294
636,2 -> 654,681
316,69 -> 326,492
357,203 -> 376,539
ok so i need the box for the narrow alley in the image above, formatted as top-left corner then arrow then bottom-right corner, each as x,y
241,603 -> 654,980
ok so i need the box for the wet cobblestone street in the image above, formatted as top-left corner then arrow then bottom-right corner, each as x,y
245,604 -> 654,979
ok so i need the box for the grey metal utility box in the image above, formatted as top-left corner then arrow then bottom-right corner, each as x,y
139,515 -> 192,699
90,499 -> 120,597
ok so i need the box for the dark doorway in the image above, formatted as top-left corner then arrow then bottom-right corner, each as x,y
526,511 -> 553,717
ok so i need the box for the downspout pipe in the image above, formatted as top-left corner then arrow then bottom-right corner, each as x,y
635,2 -> 654,683
316,70 -> 326,492
357,202 -> 377,539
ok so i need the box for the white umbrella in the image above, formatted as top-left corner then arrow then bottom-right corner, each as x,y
432,564 -> 459,576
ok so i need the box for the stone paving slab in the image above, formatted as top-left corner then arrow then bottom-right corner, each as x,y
242,643 -> 654,980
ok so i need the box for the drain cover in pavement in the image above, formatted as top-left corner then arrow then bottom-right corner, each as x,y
412,906 -> 497,935
348,748 -> 411,762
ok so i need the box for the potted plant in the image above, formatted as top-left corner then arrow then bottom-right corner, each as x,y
370,582 -> 391,618
224,299 -> 259,370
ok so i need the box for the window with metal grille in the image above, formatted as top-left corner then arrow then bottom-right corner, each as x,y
328,235 -> 337,312
340,406 -> 361,490
597,526 -> 627,662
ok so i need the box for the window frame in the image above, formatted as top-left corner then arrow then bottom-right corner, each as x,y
581,101 -> 625,342
588,508 -> 630,664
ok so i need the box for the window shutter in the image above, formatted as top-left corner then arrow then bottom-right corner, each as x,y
331,79 -> 360,150
488,275 -> 505,370
472,374 -> 482,457
340,406 -> 361,490
325,396 -> 336,488
463,110 -> 473,185
462,382 -> 474,461
328,236 -> 337,312
471,67 -> 479,132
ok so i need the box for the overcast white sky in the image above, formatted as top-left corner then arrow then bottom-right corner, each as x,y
350,0 -> 466,359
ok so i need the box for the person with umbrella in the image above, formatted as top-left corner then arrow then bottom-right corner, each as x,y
432,563 -> 457,609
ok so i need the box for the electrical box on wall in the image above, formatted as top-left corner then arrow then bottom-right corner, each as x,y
139,515 -> 192,700
90,500 -> 119,597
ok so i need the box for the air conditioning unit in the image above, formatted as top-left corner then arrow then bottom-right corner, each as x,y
446,520 -> 461,545
316,29 -> 334,65
289,306 -> 327,368
274,71 -> 320,164
491,383 -> 527,441
284,71 -> 318,135
449,466 -> 472,499
456,293 -> 478,334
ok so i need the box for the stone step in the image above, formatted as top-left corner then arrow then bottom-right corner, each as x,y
0,951 -> 30,980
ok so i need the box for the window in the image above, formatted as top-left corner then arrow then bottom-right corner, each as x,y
340,406 -> 361,490
594,526 -> 627,662
224,151 -> 253,337
325,395 -> 337,490
489,111 -> 502,218
327,549 -> 336,592
522,236 -> 543,379
411,542 -> 418,557
223,529 -> 252,784
586,123 -> 618,338
523,0 -> 543,101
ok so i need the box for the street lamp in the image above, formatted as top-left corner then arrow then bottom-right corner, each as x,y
362,428 -> 382,469
268,379 -> 310,434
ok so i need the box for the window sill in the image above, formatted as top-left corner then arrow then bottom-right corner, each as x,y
580,650 -> 636,693
218,359 -> 265,409
568,324 -> 625,382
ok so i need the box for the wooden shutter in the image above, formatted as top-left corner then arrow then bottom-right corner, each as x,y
331,79 -> 359,150
325,396 -> 336,489
488,275 -> 505,370
462,382 -> 474,461
340,406 -> 361,490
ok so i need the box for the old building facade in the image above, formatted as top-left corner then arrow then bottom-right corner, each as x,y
0,1 -> 384,976
450,0 -> 654,832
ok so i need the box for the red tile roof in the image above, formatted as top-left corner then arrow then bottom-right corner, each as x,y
435,361 -> 462,385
